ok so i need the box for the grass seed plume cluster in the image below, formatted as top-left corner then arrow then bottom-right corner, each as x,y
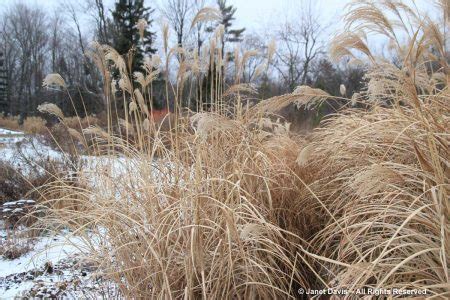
34,0 -> 449,298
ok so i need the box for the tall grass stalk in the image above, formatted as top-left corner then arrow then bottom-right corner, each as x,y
36,1 -> 449,298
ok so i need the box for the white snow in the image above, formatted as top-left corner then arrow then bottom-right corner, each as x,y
1,281 -> 34,299
0,128 -> 90,297
0,231 -> 107,298
0,127 -> 166,297
0,128 -> 23,135
0,227 -> 87,298
0,234 -> 83,278
0,133 -> 67,187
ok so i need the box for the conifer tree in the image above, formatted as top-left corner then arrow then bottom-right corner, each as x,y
111,0 -> 156,71
199,0 -> 245,111
215,0 -> 245,58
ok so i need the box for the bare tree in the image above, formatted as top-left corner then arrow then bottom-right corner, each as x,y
4,4 -> 48,119
61,1 -> 106,99
49,13 -> 63,72
272,0 -> 325,91
0,2 -> 104,117
192,0 -> 206,54
81,0 -> 111,44
240,33 -> 266,83
273,22 -> 304,91
298,2 -> 324,85
62,1 -> 86,56
161,0 -> 193,49
92,0 -> 110,44
0,17 -> 19,114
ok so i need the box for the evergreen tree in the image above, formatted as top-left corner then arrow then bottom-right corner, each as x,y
211,0 -> 245,59
312,59 -> 342,96
198,0 -> 245,111
111,0 -> 156,72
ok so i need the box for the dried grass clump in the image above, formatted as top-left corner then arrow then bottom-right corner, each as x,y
0,235 -> 34,260
0,161 -> 30,204
0,116 -> 21,131
36,0 -> 449,298
42,73 -> 67,89
295,91 -> 449,296
22,117 -> 47,135
38,114 -> 313,298
39,78 -> 450,297
64,116 -> 100,132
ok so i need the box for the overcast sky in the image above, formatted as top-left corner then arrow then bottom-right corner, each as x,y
0,0 -> 440,51
0,0 -> 353,33
1,0 -> 438,30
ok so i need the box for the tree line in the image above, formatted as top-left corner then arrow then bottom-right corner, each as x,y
0,0 -> 366,120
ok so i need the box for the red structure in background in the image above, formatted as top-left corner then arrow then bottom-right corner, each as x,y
151,108 -> 170,123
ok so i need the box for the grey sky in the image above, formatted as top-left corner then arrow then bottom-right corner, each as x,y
0,0 -> 440,52
0,0 -> 438,26
0,0 -> 350,32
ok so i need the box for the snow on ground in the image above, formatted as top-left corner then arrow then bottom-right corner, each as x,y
0,129 -> 25,146
0,126 -> 179,298
0,128 -> 121,298
0,128 -> 63,177
0,232 -> 82,278
0,226 -> 119,298
0,128 -> 24,136
0,229 -> 80,297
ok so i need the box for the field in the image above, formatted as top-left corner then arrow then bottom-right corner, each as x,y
0,0 -> 449,298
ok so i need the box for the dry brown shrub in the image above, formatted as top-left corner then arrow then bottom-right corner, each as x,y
64,115 -> 100,132
0,235 -> 34,260
0,161 -> 29,204
22,117 -> 47,135
0,116 -> 21,131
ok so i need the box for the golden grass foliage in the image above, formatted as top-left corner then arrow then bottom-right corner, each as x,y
36,0 -> 449,298
0,116 -> 46,135
0,116 -> 21,132
22,117 -> 47,135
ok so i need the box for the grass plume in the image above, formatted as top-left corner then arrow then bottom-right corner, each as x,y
34,0 -> 449,298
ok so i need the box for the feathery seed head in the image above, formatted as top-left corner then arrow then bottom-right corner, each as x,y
267,39 -> 276,63
134,72 -> 146,87
134,89 -> 149,116
43,73 -> 66,89
129,101 -> 138,113
104,46 -> 127,75
137,19 -> 147,40
151,55 -> 161,68
118,76 -> 132,94
162,23 -> 169,53
191,7 -> 222,29
351,92 -> 360,106
143,118 -> 150,131
340,84 -> 347,96
253,63 -> 267,80
37,103 -> 64,119
296,144 -> 313,167
215,24 -> 225,40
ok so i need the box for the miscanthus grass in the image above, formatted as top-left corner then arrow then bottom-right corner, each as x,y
34,0 -> 449,298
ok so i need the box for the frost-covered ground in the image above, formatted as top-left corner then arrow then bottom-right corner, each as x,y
0,128 -> 24,136
0,228 -> 107,298
0,128 -> 121,299
0,128 -> 63,175
0,126 -> 178,298
0,230 -> 121,298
